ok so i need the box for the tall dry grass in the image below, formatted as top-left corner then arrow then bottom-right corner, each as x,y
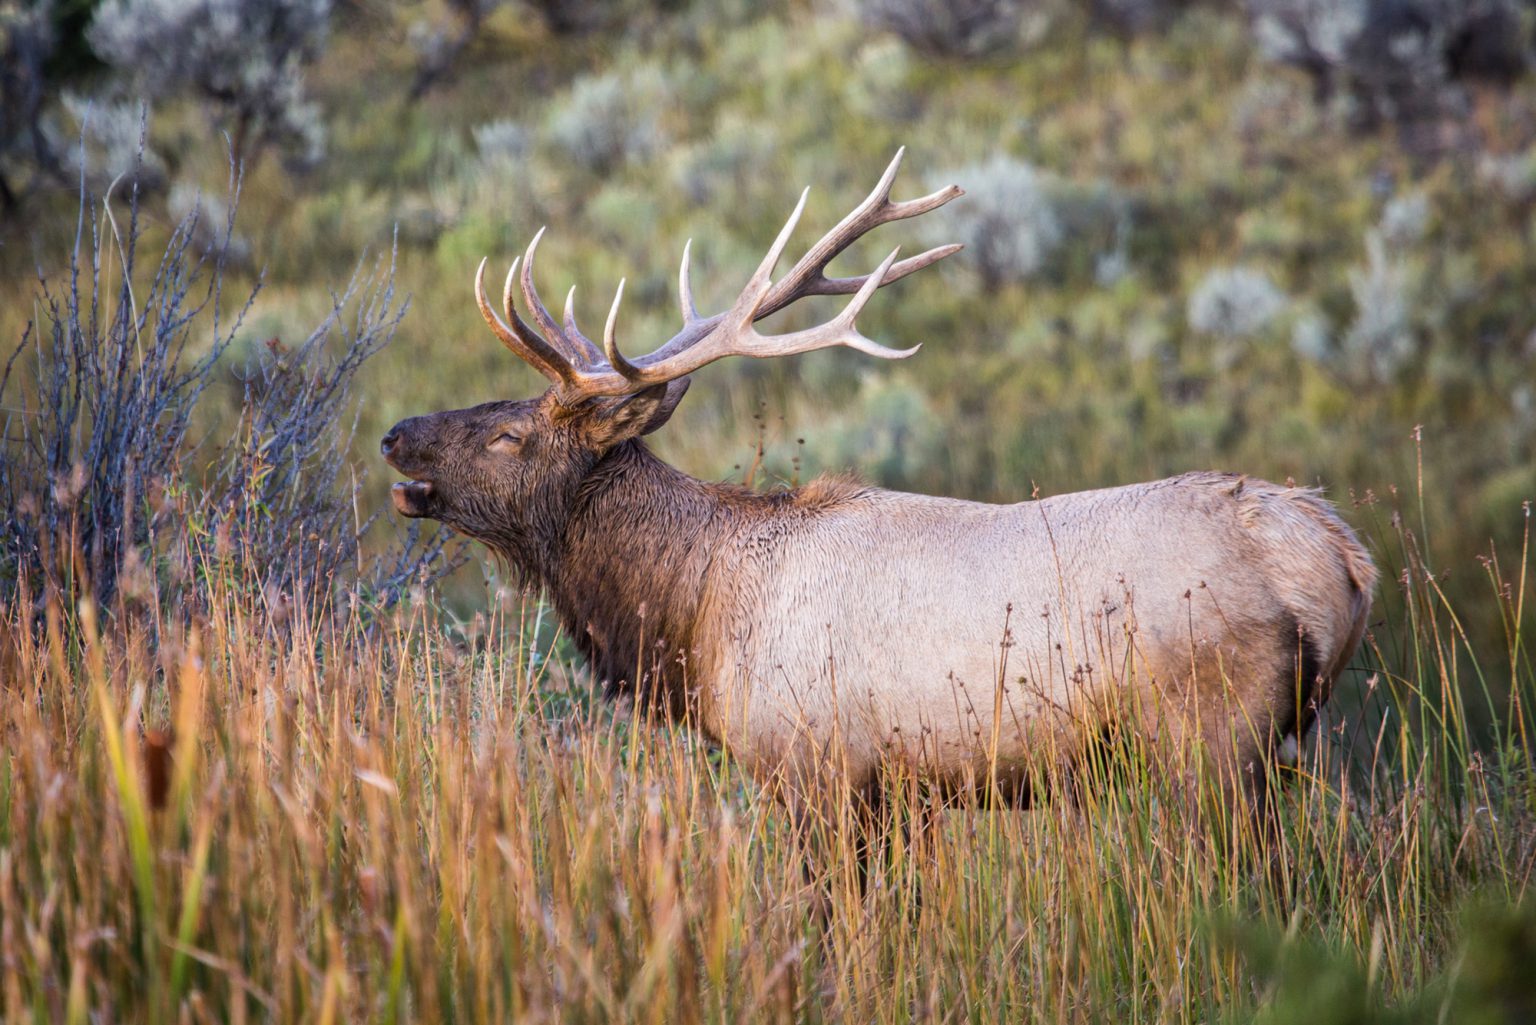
1,482 -> 1532,1023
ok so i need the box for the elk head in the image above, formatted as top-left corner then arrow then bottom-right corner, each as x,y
381,149 -> 962,576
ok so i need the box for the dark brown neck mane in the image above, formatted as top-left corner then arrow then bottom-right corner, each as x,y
534,441 -> 865,715
543,442 -> 753,711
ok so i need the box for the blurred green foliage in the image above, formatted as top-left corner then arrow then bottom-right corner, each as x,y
3,0 -> 1534,629
1221,896 -> 1536,1025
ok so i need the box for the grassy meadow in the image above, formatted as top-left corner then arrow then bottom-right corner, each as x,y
1,463 -> 1533,1022
3,0 -> 1536,1020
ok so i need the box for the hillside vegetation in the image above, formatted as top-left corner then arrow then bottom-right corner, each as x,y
7,3 -> 1535,537
2,0 -> 1535,1020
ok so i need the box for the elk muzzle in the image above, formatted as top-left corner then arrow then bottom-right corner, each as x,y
390,479 -> 435,517
381,419 -> 438,519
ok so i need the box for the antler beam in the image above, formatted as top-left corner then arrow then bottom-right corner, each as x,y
473,147 -> 963,402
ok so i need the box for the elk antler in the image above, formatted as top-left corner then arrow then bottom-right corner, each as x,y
473,147 -> 963,402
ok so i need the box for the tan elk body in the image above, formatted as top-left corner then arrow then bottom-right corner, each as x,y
383,151 -> 1375,826
675,469 -> 1373,797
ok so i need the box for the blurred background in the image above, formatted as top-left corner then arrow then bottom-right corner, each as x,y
3,0 -> 1534,624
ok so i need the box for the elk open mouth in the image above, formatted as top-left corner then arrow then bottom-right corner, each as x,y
391,480 -> 435,518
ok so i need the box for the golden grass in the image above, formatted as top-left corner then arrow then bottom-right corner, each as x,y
0,498 -> 1532,1023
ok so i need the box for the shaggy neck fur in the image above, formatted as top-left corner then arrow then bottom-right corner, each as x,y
539,442 -> 748,712
520,440 -> 864,717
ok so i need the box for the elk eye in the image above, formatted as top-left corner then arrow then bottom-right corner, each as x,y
489,433 -> 523,453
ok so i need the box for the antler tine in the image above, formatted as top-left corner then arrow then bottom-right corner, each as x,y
597,190 -> 805,383
609,238 -> 723,371
826,246 -> 920,359
797,242 -> 964,298
561,286 -> 608,366
758,148 -> 962,318
518,228 -> 590,366
602,277 -> 645,379
584,245 -> 915,394
739,187 -> 809,304
500,258 -> 583,375
500,258 -> 525,344
678,239 -> 700,324
475,257 -> 574,383
876,144 -> 907,200
756,245 -> 918,360
886,182 -> 966,221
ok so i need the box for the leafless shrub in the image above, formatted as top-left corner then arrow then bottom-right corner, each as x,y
0,0 -> 64,208
0,162 -> 458,615
856,0 -> 1029,58
1249,0 -> 1530,155
408,0 -> 502,100
87,0 -> 331,171
1090,0 -> 1202,34
166,182 -> 247,260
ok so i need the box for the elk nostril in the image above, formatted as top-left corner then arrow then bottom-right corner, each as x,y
380,431 -> 399,456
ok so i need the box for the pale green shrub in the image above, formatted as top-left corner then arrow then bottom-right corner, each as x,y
88,0 -> 330,169
804,374 -> 946,488
545,67 -> 669,174
58,94 -> 164,191
846,37 -> 921,121
1341,232 -> 1415,383
1478,146 -> 1536,203
473,119 -> 532,165
1291,309 -> 1333,364
928,154 -> 1064,288
1379,191 -> 1429,248
1291,230 -> 1418,385
1187,266 -> 1288,338
667,116 -> 773,206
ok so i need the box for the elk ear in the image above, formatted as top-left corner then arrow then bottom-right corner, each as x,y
580,377 -> 691,449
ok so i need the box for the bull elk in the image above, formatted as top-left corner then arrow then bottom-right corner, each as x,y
382,150 -> 1376,874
